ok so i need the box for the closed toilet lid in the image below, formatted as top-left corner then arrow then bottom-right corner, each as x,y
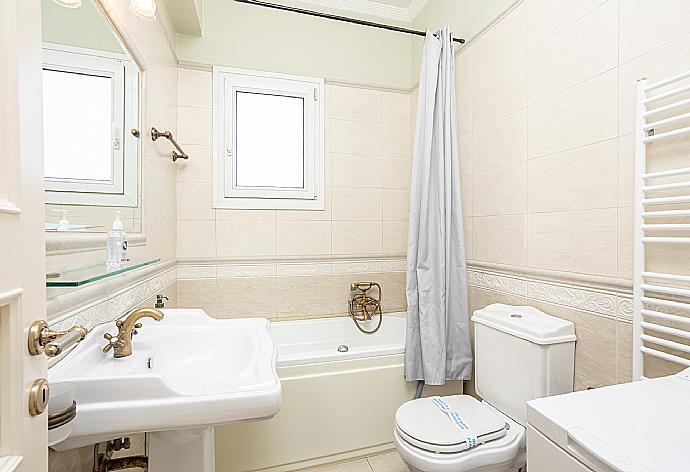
395,395 -> 508,453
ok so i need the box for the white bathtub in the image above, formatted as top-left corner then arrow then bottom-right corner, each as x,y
272,313 -> 407,366
215,313 -> 463,472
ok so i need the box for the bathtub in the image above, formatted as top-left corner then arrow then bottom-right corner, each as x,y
214,313 -> 463,472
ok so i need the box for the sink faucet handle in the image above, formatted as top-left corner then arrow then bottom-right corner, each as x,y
102,332 -> 122,353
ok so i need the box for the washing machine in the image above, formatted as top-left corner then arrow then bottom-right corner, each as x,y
526,367 -> 690,472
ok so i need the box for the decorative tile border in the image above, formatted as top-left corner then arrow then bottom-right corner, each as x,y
177,257 -> 407,279
49,266 -> 176,331
468,267 -> 633,321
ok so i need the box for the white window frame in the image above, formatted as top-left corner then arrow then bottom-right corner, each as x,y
213,66 -> 324,210
42,42 -> 139,207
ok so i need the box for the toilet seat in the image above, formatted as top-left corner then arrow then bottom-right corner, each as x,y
394,397 -> 525,472
395,395 -> 508,453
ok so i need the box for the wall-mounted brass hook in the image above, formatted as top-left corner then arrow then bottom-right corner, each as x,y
151,127 -> 189,162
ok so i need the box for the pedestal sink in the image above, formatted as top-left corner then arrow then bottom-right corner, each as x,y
49,309 -> 281,471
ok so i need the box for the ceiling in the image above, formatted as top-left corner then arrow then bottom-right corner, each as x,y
289,0 -> 429,22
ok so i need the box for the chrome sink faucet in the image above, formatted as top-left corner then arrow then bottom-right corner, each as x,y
103,307 -> 164,358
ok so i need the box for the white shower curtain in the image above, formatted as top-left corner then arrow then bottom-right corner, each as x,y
404,28 -> 472,385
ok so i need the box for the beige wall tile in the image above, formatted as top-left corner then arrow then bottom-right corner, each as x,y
383,188 -> 410,220
176,144 -> 212,183
331,119 -> 382,155
332,221 -> 382,256
618,134 -> 634,207
332,187 -> 382,220
276,275 -> 334,318
458,131 -> 473,176
177,278 -> 218,314
616,320 -> 633,384
472,162 -> 527,216
473,62 -> 527,129
178,68 -> 212,108
326,85 -> 381,122
473,109 -> 527,173
177,219 -> 215,258
177,181 -> 214,220
382,91 -> 410,125
618,33 -> 690,135
383,157 -> 411,189
472,3 -> 526,80
463,217 -> 473,260
380,271 -> 407,313
455,86 -> 474,134
177,106 -> 212,145
527,1 -> 617,104
383,220 -> 408,255
276,220 -> 331,256
526,0 -> 607,50
472,214 -> 527,266
461,175 -> 473,218
528,209 -> 617,276
216,217 -> 276,257
618,207 -> 634,280
528,69 -> 617,159
529,300 -> 617,386
619,0 -> 690,63
215,277 -> 277,318
331,154 -> 382,188
382,123 -> 412,157
527,139 -> 618,213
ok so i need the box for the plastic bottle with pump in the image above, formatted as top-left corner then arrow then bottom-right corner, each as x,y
106,211 -> 128,269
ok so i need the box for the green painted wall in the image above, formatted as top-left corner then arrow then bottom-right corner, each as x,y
41,0 -> 124,53
175,0 -> 413,89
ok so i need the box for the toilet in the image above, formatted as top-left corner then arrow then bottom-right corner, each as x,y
394,304 -> 576,472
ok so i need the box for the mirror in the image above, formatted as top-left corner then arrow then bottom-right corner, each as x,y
41,0 -> 142,233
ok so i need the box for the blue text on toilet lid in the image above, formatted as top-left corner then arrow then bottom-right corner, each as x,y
431,396 -> 478,448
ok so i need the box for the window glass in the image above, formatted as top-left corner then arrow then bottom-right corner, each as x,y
235,91 -> 304,189
43,68 -> 113,182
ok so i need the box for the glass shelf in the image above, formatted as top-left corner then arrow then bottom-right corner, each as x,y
46,259 -> 161,287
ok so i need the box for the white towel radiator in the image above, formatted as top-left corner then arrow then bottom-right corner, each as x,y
634,70 -> 690,380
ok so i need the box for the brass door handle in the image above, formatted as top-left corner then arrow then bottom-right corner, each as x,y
28,320 -> 87,357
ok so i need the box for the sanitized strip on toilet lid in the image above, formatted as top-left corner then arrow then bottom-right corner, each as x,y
395,395 -> 507,453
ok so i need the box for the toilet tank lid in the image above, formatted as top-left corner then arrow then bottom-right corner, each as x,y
471,304 -> 576,345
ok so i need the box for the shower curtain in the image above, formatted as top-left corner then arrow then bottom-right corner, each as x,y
405,28 -> 472,385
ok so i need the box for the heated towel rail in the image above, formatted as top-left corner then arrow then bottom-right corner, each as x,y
633,69 -> 690,380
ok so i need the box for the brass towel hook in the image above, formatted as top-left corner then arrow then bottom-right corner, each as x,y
151,127 -> 189,162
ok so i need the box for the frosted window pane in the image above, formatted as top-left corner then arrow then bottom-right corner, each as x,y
43,69 -> 113,181
235,91 -> 304,188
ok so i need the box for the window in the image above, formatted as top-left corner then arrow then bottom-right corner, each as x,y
213,67 -> 324,210
42,43 -> 139,207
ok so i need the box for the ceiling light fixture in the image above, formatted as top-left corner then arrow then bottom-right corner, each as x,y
51,0 -> 82,8
129,0 -> 157,21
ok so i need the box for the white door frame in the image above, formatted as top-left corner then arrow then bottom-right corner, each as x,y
0,0 -> 49,470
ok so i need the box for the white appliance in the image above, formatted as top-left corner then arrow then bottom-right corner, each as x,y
393,304 -> 576,472
527,368 -> 690,472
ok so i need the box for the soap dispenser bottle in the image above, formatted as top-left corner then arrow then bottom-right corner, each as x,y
106,211 -> 128,268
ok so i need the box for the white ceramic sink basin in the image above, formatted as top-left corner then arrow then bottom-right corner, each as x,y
50,309 -> 281,450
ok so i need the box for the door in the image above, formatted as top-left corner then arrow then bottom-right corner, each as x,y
0,0 -> 49,471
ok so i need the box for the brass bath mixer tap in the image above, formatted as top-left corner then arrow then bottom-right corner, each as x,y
348,282 -> 383,334
103,307 -> 164,358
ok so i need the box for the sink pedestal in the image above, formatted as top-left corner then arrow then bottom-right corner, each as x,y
149,427 -> 215,472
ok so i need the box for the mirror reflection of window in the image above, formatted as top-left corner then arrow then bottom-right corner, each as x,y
41,0 -> 142,233
43,68 -> 114,182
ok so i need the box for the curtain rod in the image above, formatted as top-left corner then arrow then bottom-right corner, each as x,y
233,0 -> 465,44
